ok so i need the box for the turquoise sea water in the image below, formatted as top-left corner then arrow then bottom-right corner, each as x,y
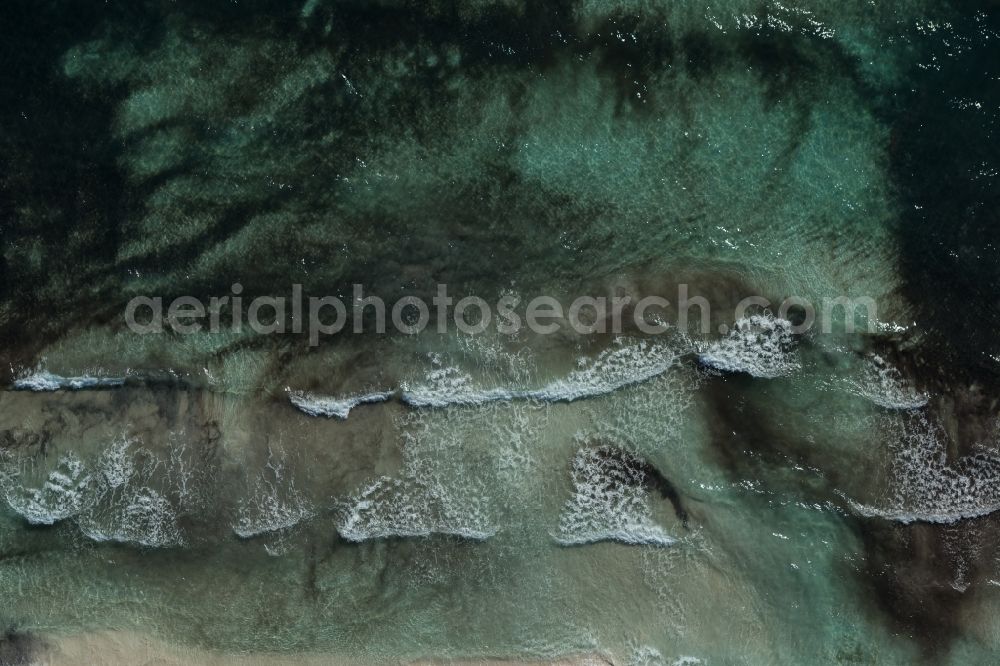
2,1 -> 1000,664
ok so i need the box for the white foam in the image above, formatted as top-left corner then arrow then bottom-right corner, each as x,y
233,452 -> 314,539
1,454 -> 92,525
338,475 -> 496,542
626,645 -> 665,666
288,389 -> 393,419
624,645 -> 703,666
553,446 -> 677,547
234,492 -> 313,538
848,501 -> 1000,525
698,315 -> 799,378
402,340 -> 679,408
400,367 -> 517,408
98,435 -> 138,489
78,486 -> 184,548
844,412 -> 1000,524
0,434 -> 187,547
289,341 -> 679,419
531,341 -> 679,402
845,354 -> 927,410
77,434 -> 186,547
12,370 -> 125,391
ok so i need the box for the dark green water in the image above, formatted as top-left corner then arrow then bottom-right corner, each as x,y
1,1 -> 999,664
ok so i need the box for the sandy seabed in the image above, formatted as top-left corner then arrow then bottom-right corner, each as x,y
39,630 -> 612,666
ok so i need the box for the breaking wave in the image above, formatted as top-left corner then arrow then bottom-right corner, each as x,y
0,434 -> 185,547
625,645 -> 704,666
233,449 -> 315,538
286,340 -> 680,419
78,485 -> 184,548
697,315 -> 799,378
844,413 -> 1000,524
288,389 -> 393,419
11,370 -> 125,391
844,354 -> 928,410
338,474 -> 496,541
1,454 -> 91,525
403,340 -> 680,408
552,446 -> 676,547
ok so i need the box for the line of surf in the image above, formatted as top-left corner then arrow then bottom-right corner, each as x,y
289,341 -> 681,419
11,371 -> 126,392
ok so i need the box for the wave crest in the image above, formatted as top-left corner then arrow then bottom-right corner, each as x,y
698,315 -> 799,378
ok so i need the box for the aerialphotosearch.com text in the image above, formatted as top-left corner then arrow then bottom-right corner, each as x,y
125,283 -> 878,345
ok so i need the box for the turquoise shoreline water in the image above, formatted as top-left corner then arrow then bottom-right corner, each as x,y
2,1 -> 1000,664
